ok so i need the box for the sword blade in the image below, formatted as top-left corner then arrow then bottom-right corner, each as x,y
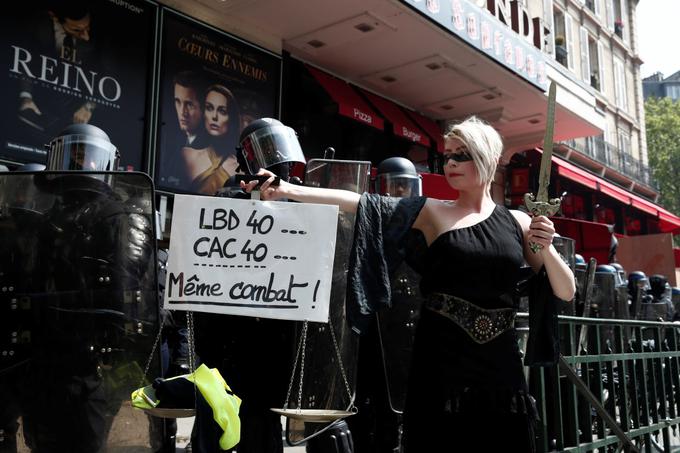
537,82 -> 557,202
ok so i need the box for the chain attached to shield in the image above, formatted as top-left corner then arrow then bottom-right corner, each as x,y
524,81 -> 561,253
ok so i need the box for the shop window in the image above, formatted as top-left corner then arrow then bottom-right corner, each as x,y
625,216 -> 641,235
595,206 -> 616,224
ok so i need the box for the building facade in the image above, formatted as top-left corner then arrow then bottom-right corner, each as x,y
643,71 -> 680,101
1,0 -> 679,240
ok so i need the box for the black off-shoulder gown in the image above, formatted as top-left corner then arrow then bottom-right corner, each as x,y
402,205 -> 537,453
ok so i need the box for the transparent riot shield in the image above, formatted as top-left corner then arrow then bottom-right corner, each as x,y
0,171 -> 159,452
283,159 -> 371,445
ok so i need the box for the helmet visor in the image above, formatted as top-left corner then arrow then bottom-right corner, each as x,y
239,124 -> 305,174
47,134 -> 119,171
375,174 -> 422,197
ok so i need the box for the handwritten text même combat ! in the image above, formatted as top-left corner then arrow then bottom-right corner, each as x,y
168,272 -> 313,303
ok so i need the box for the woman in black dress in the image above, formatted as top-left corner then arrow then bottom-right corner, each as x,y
243,116 -> 575,452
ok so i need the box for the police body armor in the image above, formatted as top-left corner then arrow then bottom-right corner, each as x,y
0,171 -> 159,452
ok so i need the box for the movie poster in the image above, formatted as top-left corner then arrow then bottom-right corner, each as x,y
155,11 -> 280,194
0,0 -> 155,169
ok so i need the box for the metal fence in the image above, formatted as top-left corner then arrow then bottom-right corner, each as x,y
519,314 -> 680,453
560,138 -> 659,191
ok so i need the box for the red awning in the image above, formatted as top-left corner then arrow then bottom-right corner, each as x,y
553,154 -> 599,190
629,192 -> 658,217
306,66 -> 384,130
658,207 -> 680,234
534,148 -> 598,190
405,110 -> 445,153
360,90 -> 431,147
598,179 -> 631,204
535,148 -> 680,230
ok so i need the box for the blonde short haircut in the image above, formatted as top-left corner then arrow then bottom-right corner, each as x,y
443,116 -> 503,187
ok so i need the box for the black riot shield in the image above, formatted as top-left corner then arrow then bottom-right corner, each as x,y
590,270 -> 632,351
0,171 -> 159,452
282,159 -> 370,446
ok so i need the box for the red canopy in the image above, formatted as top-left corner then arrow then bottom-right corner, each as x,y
552,217 -> 613,265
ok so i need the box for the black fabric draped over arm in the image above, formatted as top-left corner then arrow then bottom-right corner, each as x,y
346,193 -> 427,335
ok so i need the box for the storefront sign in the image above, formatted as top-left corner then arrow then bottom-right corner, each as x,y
165,195 -> 339,322
155,11 -> 281,195
405,0 -> 548,90
0,0 -> 155,168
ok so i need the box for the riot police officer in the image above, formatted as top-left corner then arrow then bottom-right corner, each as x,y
628,271 -> 651,319
193,118 -> 305,453
373,157 -> 422,198
349,156 -> 425,453
0,124 -> 157,452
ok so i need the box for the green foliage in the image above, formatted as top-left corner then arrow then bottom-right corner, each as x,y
644,97 -> 680,216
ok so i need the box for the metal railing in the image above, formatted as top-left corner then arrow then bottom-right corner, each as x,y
519,314 -> 680,452
560,138 -> 659,191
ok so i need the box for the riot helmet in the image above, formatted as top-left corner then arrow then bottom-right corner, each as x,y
628,270 -> 649,295
46,124 -> 120,172
609,262 -> 626,286
596,264 -> 617,274
374,157 -> 422,198
649,274 -> 670,300
237,118 -> 305,178
672,287 -> 680,313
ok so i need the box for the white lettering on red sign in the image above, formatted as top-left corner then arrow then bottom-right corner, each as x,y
353,108 -> 373,124
402,127 -> 422,143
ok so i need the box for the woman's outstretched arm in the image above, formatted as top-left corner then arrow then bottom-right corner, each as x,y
241,169 -> 362,213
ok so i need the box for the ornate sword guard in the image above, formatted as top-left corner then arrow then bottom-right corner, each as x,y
523,193 -> 562,253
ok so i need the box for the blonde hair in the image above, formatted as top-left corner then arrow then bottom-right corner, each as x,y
443,116 -> 503,187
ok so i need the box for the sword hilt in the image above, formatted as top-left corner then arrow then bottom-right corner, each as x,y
524,193 -> 561,253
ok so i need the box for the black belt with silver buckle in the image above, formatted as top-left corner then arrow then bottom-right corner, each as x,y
426,293 -> 516,344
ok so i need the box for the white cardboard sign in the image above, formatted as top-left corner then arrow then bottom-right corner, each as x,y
165,195 -> 339,322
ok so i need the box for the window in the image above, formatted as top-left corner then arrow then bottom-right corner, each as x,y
666,84 -> 680,101
565,14 -> 575,70
553,9 -> 567,66
606,0 -> 615,31
580,27 -> 591,83
543,0 -> 554,54
619,0 -> 629,42
596,41 -> 605,93
613,58 -> 627,110
617,129 -> 631,155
